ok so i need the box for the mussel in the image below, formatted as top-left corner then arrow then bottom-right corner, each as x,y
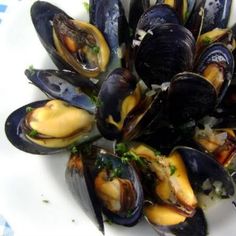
31,1 -> 110,78
96,68 -> 141,140
66,145 -> 144,232
195,42 -> 235,104
5,99 -> 99,154
123,143 -> 234,235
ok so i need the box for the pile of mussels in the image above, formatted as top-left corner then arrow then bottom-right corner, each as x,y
5,0 -> 236,235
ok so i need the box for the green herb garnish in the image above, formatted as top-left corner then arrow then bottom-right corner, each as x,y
202,36 -> 212,46
109,166 -> 122,180
154,149 -> 161,156
115,143 -> 129,155
104,218 -> 113,225
26,106 -> 33,113
126,209 -> 133,218
71,146 -> 78,154
92,45 -> 100,54
28,129 -> 38,137
28,65 -> 35,76
83,2 -> 90,12
169,164 -> 177,176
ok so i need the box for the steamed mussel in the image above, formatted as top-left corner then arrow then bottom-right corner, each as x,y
4,0 -> 236,236
31,1 -> 110,78
5,99 -> 98,154
66,145 -> 144,233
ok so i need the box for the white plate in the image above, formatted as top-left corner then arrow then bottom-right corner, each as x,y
0,1 -> 236,236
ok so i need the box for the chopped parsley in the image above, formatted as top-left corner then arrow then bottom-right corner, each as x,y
92,45 -> 100,54
28,65 -> 35,76
25,106 -> 33,113
202,36 -> 212,46
115,143 -> 129,155
90,95 -> 102,107
42,199 -> 49,203
28,129 -> 38,137
126,209 -> 133,218
71,146 -> 78,154
169,164 -> 177,176
115,143 -> 148,168
109,166 -> 122,180
154,150 -> 161,156
104,218 -> 113,225
83,2 -> 90,12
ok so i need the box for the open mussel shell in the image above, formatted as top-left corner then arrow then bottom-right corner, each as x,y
66,146 -> 144,229
5,100 -> 61,154
200,0 -> 233,34
25,69 -> 98,113
185,0 -> 204,40
167,72 -> 217,125
145,206 -> 207,236
156,0 -> 195,24
175,146 -> 235,197
217,79 -> 236,117
134,4 -> 180,37
89,0 -> 130,75
5,100 -> 99,155
66,151 -> 104,234
128,0 -> 152,34
195,43 -> 235,104
96,68 -> 141,140
135,23 -> 195,87
31,1 -> 110,78
31,1 -> 74,71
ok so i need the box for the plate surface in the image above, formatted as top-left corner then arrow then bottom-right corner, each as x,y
0,1 -> 236,236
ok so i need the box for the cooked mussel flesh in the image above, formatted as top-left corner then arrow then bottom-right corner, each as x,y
31,1 -> 110,78
129,143 -> 197,216
53,13 -> 110,78
5,99 -> 98,154
66,145 -> 143,228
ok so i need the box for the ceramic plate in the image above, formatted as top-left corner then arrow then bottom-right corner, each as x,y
0,1 -> 236,236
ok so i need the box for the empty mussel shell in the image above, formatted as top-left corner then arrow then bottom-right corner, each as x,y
25,69 -> 98,113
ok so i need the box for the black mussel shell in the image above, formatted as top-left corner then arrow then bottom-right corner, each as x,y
176,146 -> 235,197
195,43 -> 235,104
5,100 -> 61,154
135,4 -> 180,33
185,0 -> 204,40
31,1 -> 74,71
155,0 -> 195,24
146,207 -> 207,236
122,89 -> 166,140
25,69 -> 98,113
96,68 -> 139,140
66,151 -> 104,233
167,72 -> 217,125
201,0 -> 232,34
89,0 -> 130,73
129,0 -> 151,34
135,23 -> 195,87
